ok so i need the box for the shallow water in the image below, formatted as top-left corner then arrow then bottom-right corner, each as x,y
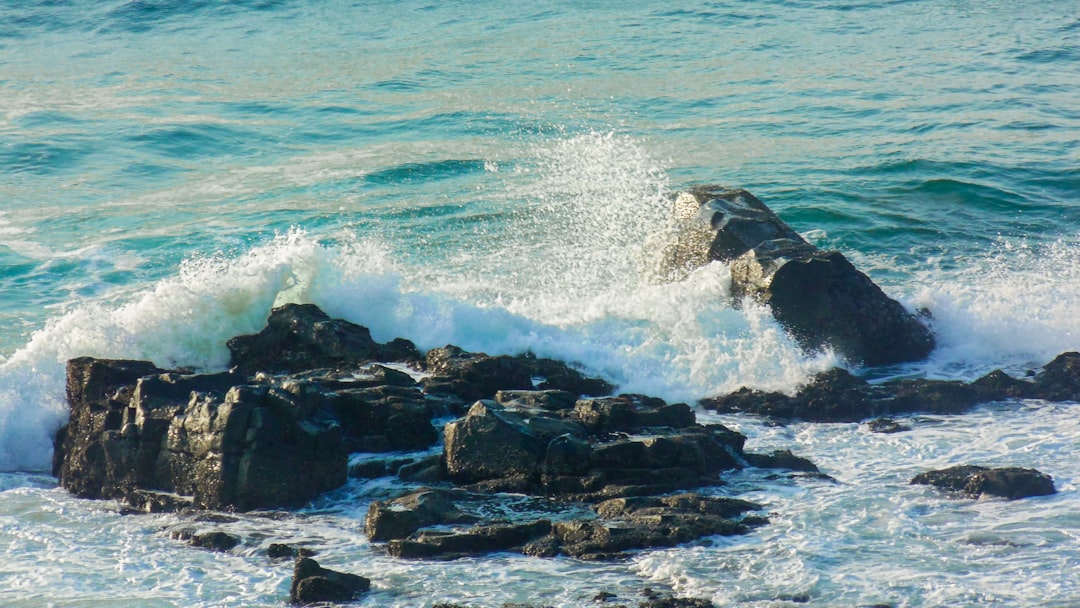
2,0 -> 1079,605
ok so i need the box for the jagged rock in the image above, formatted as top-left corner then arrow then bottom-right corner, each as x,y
387,520 -> 553,560
1032,352 -> 1080,401
443,400 -> 588,484
551,493 -> 761,560
701,365 -> 1034,423
911,465 -> 1056,500
639,597 -> 714,608
52,358 -> 167,496
423,346 -> 613,402
56,359 -> 347,511
329,384 -> 437,452
365,488 -> 477,542
228,303 -> 420,374
573,396 -> 695,434
673,187 -> 934,366
154,383 -> 346,510
290,557 -> 370,605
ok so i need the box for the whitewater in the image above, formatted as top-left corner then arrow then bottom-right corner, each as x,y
2,1 -> 1079,606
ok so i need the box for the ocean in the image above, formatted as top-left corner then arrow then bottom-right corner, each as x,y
2,1 -> 1078,606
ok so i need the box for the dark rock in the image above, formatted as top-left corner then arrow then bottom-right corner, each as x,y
573,396 -> 695,434
423,346 -> 613,402
703,366 -> 1009,423
387,520 -> 553,560
154,384 -> 347,510
365,488 -> 477,542
268,543 -> 316,560
526,354 -> 615,397
877,379 -> 980,415
911,465 -> 1056,500
865,418 -> 910,434
228,303 -> 420,374
330,384 -> 437,452
170,529 -> 241,552
443,400 -> 587,484
423,346 -> 536,402
290,557 -> 370,605
972,369 -> 1036,401
56,358 -> 348,512
1032,352 -> 1080,401
496,389 -> 578,412
550,493 -> 761,560
674,187 -> 933,366
743,450 -> 819,473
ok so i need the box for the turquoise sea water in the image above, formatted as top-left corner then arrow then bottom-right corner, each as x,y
2,1 -> 1079,606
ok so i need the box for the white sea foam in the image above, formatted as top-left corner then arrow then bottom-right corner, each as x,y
912,237 -> 1080,379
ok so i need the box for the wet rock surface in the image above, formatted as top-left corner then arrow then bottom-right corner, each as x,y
911,465 -> 1056,500
52,302 -> 1076,604
290,557 -> 370,605
669,187 -> 934,366
701,355 -> 1080,422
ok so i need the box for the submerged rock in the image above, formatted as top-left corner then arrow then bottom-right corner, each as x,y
671,187 -> 934,366
911,465 -> 1056,500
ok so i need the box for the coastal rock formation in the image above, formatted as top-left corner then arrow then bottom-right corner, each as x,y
53,358 -> 349,511
911,465 -> 1056,500
380,492 -> 763,561
701,352 -> 1080,422
440,392 -> 747,500
228,303 -> 421,374
290,557 -> 370,605
669,186 -> 935,366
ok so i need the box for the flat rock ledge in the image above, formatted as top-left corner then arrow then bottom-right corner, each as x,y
701,353 -> 1080,422
911,465 -> 1056,500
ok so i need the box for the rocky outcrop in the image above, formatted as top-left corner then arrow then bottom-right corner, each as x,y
379,492 -> 763,561
701,355 -> 1080,422
670,187 -> 934,366
911,465 -> 1056,500
290,557 -> 370,605
441,393 -> 748,500
422,346 -> 613,404
228,303 -> 420,374
55,361 -> 350,510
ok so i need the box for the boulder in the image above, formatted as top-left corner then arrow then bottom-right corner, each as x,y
228,303 -> 420,374
673,187 -> 934,366
329,385 -> 437,452
443,400 -> 588,484
56,359 -> 348,512
290,557 -> 370,605
1032,352 -> 1080,401
154,383 -> 346,510
365,488 -> 477,542
422,346 -> 613,403
573,395 -> 695,434
911,465 -> 1056,500
171,529 -> 241,552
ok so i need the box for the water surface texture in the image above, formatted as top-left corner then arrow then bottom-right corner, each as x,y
2,1 -> 1078,606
